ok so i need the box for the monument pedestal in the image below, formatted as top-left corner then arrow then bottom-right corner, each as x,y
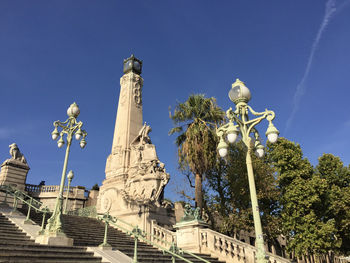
174,220 -> 209,253
35,233 -> 73,247
0,158 -> 30,206
0,159 -> 29,191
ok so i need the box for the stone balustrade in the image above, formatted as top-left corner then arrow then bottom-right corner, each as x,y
24,184 -> 87,211
150,220 -> 177,248
25,184 -> 74,193
199,228 -> 290,263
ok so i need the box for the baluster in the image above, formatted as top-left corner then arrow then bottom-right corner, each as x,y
24,198 -> 33,224
12,195 -> 18,213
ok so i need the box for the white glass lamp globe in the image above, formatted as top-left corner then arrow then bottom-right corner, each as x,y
67,170 -> 74,180
219,148 -> 228,158
228,79 -> 251,104
227,133 -> 238,144
266,123 -> 279,143
51,129 -> 59,140
80,139 -> 87,149
255,145 -> 265,158
226,122 -> 239,143
217,140 -> 229,157
267,133 -> 278,143
67,102 -> 80,118
75,129 -> 82,140
57,138 -> 65,148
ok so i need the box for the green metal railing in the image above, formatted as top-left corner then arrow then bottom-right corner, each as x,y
97,211 -> 211,263
0,185 -> 51,234
0,186 -> 211,263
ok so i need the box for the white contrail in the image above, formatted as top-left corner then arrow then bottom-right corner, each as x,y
284,0 -> 336,134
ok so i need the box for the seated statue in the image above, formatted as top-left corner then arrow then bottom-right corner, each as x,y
9,143 -> 27,164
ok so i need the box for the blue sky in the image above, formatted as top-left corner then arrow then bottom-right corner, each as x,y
1,0 -> 350,201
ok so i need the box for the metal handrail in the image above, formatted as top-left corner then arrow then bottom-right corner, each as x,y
0,185 -> 51,234
0,186 -> 211,262
97,212 -> 211,263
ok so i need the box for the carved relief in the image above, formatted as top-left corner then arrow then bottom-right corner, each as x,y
122,123 -> 169,206
133,83 -> 142,107
112,145 -> 123,165
100,188 -> 119,213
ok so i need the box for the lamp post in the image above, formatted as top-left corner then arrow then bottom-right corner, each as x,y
45,102 -> 87,237
216,79 -> 279,263
64,170 -> 74,214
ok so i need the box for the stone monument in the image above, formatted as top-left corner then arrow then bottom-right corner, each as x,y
97,55 -> 174,233
0,143 -> 30,205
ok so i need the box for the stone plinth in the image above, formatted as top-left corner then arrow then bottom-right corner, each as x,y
0,159 -> 30,206
0,159 -> 29,191
35,233 -> 73,246
97,184 -> 175,234
174,220 -> 209,253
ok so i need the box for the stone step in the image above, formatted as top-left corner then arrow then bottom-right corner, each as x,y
0,235 -> 33,242
0,255 -> 102,263
17,207 -> 224,263
0,239 -> 35,246
0,212 -> 102,263
0,248 -> 96,258
0,231 -> 31,238
0,243 -> 93,252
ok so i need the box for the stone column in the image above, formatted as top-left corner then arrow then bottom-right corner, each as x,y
105,55 -> 144,180
97,55 -> 144,213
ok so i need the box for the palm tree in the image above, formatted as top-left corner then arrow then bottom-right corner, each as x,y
169,94 -> 224,213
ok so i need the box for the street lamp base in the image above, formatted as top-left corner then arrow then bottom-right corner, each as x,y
35,232 -> 73,246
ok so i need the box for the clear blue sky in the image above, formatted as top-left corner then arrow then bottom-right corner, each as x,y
1,0 -> 350,201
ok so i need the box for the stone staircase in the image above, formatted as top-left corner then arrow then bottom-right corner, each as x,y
0,212 -> 102,263
19,207 -> 224,263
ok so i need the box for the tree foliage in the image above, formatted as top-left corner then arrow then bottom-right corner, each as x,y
169,94 -> 224,211
315,154 -> 350,255
267,138 -> 343,257
206,141 -> 282,246
168,95 -> 350,258
206,136 -> 350,258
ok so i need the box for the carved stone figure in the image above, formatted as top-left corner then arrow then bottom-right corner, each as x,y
123,124 -> 170,206
9,143 -> 27,164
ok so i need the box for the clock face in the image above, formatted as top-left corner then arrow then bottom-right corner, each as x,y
123,59 -> 141,74
134,61 -> 141,72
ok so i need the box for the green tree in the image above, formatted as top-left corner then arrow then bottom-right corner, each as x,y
268,138 -> 339,258
316,154 -> 350,255
169,94 -> 224,212
206,141 -> 282,248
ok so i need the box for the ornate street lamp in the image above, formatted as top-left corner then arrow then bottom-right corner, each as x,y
64,170 -> 74,214
45,102 -> 87,237
216,79 -> 279,263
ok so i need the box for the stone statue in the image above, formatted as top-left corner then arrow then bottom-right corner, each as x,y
123,124 -> 170,206
9,143 -> 27,164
